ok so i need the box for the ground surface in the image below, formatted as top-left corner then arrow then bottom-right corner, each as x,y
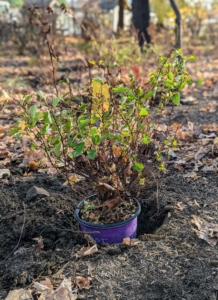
1,46 -> 218,300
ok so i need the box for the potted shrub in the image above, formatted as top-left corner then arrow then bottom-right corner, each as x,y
10,50 -> 193,244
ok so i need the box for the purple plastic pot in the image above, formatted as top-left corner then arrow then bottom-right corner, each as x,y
74,195 -> 141,244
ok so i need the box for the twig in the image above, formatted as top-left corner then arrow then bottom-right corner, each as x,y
45,33 -> 59,97
0,202 -> 26,265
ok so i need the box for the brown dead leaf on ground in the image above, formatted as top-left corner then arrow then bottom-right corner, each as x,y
75,244 -> 98,259
34,277 -> 76,300
209,101 -> 217,113
22,150 -> 44,167
173,163 -> 184,172
200,101 -> 217,113
47,168 -> 58,175
174,202 -> 187,211
176,129 -> 193,141
195,146 -> 210,160
39,278 -> 53,290
188,121 -> 194,132
0,144 -> 10,159
123,237 -> 141,246
202,123 -> 218,133
5,289 -> 33,300
75,276 -> 92,290
112,145 -> 121,157
191,215 -> 218,246
28,160 -> 40,170
205,79 -> 213,88
184,172 -> 200,180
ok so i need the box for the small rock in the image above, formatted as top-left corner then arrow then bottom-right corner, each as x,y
0,169 -> 10,178
210,260 -> 218,266
181,96 -> 197,105
26,186 -> 50,202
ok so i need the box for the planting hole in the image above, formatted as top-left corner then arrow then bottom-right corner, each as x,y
137,200 -> 168,236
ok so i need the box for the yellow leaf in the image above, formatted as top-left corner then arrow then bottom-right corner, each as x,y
92,80 -> 110,129
63,174 -> 85,186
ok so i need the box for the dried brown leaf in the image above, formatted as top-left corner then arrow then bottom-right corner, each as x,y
173,164 -> 184,172
174,202 -> 187,211
123,237 -> 141,246
28,160 -> 40,170
40,278 -> 53,290
112,146 -> 121,157
23,150 -> 44,167
75,244 -> 98,259
47,168 -> 58,175
5,289 -> 33,300
195,146 -> 210,160
104,197 -> 122,209
75,276 -> 92,290
191,215 -> 218,246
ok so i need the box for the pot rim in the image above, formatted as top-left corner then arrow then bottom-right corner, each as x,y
74,194 -> 141,229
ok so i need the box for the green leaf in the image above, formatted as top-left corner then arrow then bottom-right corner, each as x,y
29,104 -> 37,118
31,112 -> 42,127
102,111 -> 109,121
89,127 -> 99,136
40,124 -> 50,135
172,93 -> 180,106
187,78 -> 193,84
93,77 -> 103,83
52,95 -> 63,108
75,142 -> 85,157
179,81 -> 187,91
68,151 -> 75,159
65,120 -> 71,132
142,134 -> 151,144
8,126 -> 21,136
137,88 -> 143,97
92,135 -> 100,146
139,107 -> 149,116
142,91 -> 153,100
15,132 -> 22,140
122,131 -> 131,137
173,139 -> 177,146
189,55 -> 196,61
153,86 -> 158,97
99,133 -> 114,142
23,94 -> 32,105
158,163 -> 167,171
139,177 -> 145,185
133,162 -> 144,172
197,78 -> 203,86
168,72 -> 173,80
87,149 -> 96,159
112,86 -> 128,93
79,119 -> 90,130
54,141 -> 61,157
43,111 -> 52,124
79,103 -> 88,110
165,80 -> 174,87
